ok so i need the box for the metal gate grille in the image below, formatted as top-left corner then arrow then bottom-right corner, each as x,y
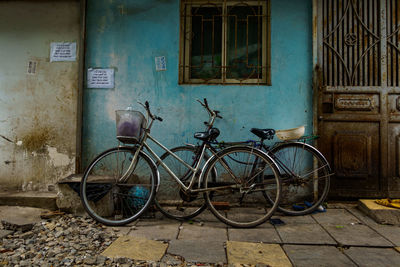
387,0 -> 400,86
322,0 -> 381,86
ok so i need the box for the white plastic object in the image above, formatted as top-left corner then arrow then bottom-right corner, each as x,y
275,125 -> 305,141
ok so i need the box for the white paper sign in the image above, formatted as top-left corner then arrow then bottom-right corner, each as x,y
87,68 -> 114,89
50,42 -> 77,62
155,56 -> 166,71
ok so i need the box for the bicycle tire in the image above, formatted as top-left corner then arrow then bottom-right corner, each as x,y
80,147 -> 157,226
154,146 -> 211,220
201,146 -> 281,228
269,142 -> 331,216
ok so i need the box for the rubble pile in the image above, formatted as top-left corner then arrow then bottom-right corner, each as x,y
0,214 -> 148,266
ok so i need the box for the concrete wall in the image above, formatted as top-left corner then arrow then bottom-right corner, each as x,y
0,1 -> 80,191
83,0 -> 312,166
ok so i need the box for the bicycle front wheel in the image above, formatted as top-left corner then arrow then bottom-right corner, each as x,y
202,146 -> 281,228
80,147 -> 157,226
270,142 -> 331,216
155,146 -> 209,220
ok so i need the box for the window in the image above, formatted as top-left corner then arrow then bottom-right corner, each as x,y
179,0 -> 270,85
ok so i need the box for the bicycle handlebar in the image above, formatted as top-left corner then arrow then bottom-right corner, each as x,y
138,101 -> 163,122
197,98 -> 223,119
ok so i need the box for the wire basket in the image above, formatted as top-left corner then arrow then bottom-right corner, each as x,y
115,110 -> 147,144
276,125 -> 305,141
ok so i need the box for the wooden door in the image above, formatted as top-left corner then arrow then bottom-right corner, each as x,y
316,0 -> 400,198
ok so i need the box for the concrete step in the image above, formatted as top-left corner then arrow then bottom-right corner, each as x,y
0,191 -> 57,210
358,199 -> 400,225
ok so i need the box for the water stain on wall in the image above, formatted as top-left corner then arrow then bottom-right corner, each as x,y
21,127 -> 53,152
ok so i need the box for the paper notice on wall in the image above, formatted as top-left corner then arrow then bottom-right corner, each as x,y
155,56 -> 166,71
50,42 -> 77,62
87,68 -> 114,89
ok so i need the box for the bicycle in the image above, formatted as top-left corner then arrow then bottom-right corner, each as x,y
80,100 -> 282,228
155,99 -> 332,220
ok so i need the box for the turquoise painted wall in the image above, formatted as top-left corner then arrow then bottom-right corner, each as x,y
83,0 -> 312,166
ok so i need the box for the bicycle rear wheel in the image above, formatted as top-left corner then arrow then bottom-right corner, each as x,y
80,147 -> 157,226
269,142 -> 331,215
154,146 -> 210,220
202,146 -> 281,228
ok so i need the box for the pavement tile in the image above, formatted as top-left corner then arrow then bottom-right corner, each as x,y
228,228 -> 282,243
344,247 -> 400,267
345,207 -> 380,226
128,223 -> 179,241
312,208 -> 361,225
322,224 -> 393,247
191,210 -> 228,228
347,207 -> 400,246
136,217 -> 180,226
167,240 -> 226,263
178,224 -> 227,241
366,224 -> 400,246
277,215 -> 316,225
0,206 -> 47,232
358,199 -> 400,225
276,224 -> 336,245
283,245 -> 356,267
101,236 -> 168,261
227,208 -> 276,228
226,241 -> 291,266
105,226 -> 131,236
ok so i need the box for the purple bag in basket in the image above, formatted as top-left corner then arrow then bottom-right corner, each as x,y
116,110 -> 146,143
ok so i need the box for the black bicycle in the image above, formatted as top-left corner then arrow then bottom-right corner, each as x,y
155,99 -> 332,220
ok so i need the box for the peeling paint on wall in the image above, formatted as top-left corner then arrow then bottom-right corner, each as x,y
0,1 -> 80,191
47,146 -> 73,168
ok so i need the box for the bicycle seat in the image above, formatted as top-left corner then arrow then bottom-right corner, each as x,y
250,128 -> 275,140
194,128 -> 220,141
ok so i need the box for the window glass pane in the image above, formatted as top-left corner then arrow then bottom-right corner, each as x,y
226,5 -> 263,79
190,7 -> 222,80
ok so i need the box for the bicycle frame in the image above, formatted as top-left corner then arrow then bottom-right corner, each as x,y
119,99 -> 247,194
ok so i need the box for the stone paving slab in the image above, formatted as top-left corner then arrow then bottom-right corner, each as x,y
167,240 -> 226,263
128,223 -> 179,241
101,236 -> 168,261
283,245 -> 356,267
276,224 -> 336,245
0,206 -> 48,232
275,214 -> 316,225
226,241 -> 291,266
359,199 -> 400,225
366,224 -> 400,246
322,224 -> 393,247
191,210 -> 228,228
105,226 -> 131,236
346,207 -> 379,226
178,224 -> 227,241
344,247 -> 400,267
136,217 -> 181,226
227,209 -> 276,229
345,206 -> 400,245
312,208 -> 361,225
228,227 -> 282,243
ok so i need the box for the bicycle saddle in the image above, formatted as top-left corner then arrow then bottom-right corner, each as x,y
250,128 -> 275,140
194,128 -> 220,141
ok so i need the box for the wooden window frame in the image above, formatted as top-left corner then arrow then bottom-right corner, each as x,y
179,0 -> 271,85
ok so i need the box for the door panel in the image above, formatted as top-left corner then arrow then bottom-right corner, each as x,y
317,0 -> 400,197
319,121 -> 380,195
